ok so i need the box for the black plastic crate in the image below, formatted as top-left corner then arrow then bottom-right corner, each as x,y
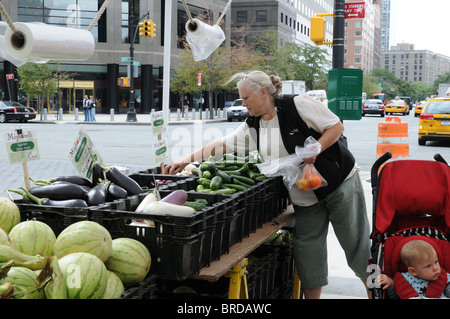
120,274 -> 158,299
129,173 -> 198,191
15,201 -> 92,236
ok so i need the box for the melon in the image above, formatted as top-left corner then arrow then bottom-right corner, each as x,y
102,270 -> 125,299
9,220 -> 56,256
53,221 -> 112,262
0,266 -> 44,299
0,197 -> 20,234
104,238 -> 151,287
0,227 -> 10,246
58,252 -> 108,299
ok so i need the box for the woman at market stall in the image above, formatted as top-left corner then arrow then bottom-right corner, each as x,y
165,70 -> 371,299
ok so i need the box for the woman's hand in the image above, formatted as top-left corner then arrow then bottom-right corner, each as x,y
165,160 -> 189,175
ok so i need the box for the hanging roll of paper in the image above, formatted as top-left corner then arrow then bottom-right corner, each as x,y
0,22 -> 24,66
185,18 -> 225,61
3,22 -> 95,66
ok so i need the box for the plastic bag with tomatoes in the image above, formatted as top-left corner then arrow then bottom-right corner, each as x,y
294,136 -> 327,191
296,163 -> 327,191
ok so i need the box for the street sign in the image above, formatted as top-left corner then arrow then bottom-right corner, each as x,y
121,57 -> 131,62
345,2 -> 365,19
133,61 -> 140,66
6,73 -> 14,80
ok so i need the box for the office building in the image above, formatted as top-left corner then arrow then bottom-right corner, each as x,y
0,0 -> 230,114
382,43 -> 450,86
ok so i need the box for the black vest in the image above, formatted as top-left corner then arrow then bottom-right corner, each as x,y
245,94 -> 355,200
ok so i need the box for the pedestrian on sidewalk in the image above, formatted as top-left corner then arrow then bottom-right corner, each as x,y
182,95 -> 189,118
83,95 -> 91,121
165,70 -> 372,299
89,95 -> 97,122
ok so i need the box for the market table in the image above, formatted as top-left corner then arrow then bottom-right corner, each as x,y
191,208 -> 299,299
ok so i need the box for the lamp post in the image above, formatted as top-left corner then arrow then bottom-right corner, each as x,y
332,0 -> 345,69
126,1 -> 137,122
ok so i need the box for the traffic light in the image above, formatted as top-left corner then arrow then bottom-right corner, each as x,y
310,16 -> 326,44
138,21 -> 147,37
147,20 -> 156,38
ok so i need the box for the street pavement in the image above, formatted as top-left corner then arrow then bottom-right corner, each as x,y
1,110 -> 373,299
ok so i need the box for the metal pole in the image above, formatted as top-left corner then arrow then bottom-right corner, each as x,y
126,0 -> 137,122
332,0 -> 345,69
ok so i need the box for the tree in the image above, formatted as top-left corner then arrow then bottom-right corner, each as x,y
171,20 -> 264,118
17,63 -> 66,117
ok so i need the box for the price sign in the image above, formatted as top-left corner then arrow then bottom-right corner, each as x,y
4,129 -> 40,165
68,126 -> 103,179
151,111 -> 168,170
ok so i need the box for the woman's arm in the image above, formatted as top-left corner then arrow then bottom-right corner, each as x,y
165,138 -> 227,175
302,121 -> 344,164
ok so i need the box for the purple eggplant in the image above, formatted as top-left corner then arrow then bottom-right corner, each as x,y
104,166 -> 143,195
28,183 -> 88,200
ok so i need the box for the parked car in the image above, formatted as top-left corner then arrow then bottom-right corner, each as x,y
227,99 -> 248,122
414,100 -> 427,117
418,97 -> 450,146
0,101 -> 36,123
362,99 -> 385,117
385,99 -> 410,115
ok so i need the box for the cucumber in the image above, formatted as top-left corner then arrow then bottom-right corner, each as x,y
184,201 -> 207,211
230,174 -> 255,186
197,178 -> 211,188
202,170 -> 212,179
200,161 -> 215,172
216,165 -> 241,171
191,167 -> 202,176
196,184 -> 205,192
215,170 -> 232,183
212,188 -> 236,194
210,176 -> 223,190
222,183 -> 247,191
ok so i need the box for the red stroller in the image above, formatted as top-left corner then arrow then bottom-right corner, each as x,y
369,152 -> 450,299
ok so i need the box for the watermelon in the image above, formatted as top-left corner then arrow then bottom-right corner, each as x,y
59,252 -> 108,299
105,238 -> 151,287
0,266 -> 44,299
102,270 -> 125,299
9,220 -> 56,256
53,221 -> 112,262
0,227 -> 10,246
0,197 -> 20,234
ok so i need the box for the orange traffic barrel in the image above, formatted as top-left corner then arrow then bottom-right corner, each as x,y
376,116 -> 409,158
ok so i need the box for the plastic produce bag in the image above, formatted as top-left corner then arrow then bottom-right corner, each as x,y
257,136 -> 326,191
296,163 -> 327,191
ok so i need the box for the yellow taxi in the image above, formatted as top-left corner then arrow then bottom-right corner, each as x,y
414,100 -> 427,117
385,99 -> 410,115
418,97 -> 450,146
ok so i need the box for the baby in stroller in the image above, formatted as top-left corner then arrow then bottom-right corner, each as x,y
377,239 -> 450,298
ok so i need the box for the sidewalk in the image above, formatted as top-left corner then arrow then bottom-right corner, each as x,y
38,109 -> 228,125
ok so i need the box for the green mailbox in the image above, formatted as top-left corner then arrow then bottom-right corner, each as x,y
327,68 -> 363,120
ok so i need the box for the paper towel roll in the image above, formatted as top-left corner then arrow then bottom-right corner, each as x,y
4,22 -> 95,65
185,18 -> 225,62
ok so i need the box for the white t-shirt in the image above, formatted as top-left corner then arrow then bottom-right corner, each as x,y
221,94 -> 357,206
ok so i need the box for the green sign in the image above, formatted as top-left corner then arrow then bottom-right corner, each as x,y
68,126 -> 103,179
4,130 -> 40,164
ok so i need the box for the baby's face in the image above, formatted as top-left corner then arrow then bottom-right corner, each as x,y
410,252 -> 441,281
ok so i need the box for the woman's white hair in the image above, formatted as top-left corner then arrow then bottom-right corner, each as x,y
227,70 -> 283,97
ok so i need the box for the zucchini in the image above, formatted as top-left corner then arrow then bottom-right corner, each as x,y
210,176 -> 223,190
230,174 -> 255,186
216,165 -> 241,171
233,178 -> 252,188
222,183 -> 247,191
215,170 -> 232,183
